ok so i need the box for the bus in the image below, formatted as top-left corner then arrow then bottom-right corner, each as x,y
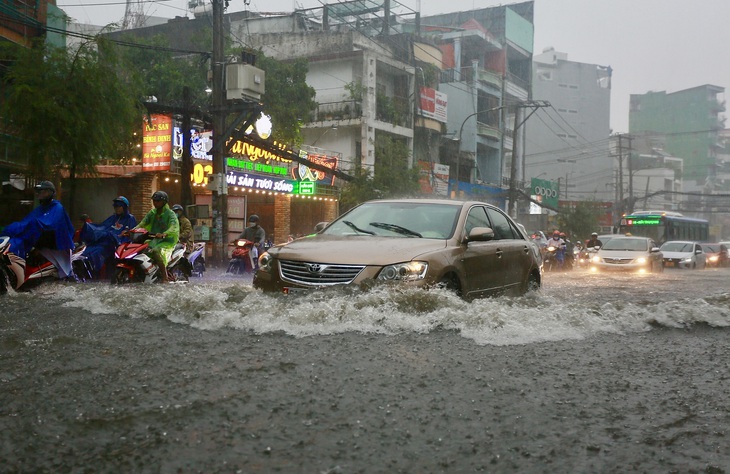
618,211 -> 709,245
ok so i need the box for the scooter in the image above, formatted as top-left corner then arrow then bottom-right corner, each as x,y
111,230 -> 189,284
226,239 -> 255,275
0,235 -> 90,293
542,245 -> 565,272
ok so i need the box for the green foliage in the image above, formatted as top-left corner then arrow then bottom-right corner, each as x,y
256,54 -> 317,146
339,135 -> 419,212
115,34 -> 210,109
0,38 -> 142,178
556,201 -> 601,242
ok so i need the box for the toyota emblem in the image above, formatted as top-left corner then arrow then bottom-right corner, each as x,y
307,263 -> 323,273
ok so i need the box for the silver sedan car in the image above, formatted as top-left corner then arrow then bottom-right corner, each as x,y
589,236 -> 664,273
660,241 -> 706,269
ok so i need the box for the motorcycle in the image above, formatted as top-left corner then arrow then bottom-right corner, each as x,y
0,235 -> 90,293
542,245 -> 565,272
111,230 -> 190,284
226,238 -> 255,275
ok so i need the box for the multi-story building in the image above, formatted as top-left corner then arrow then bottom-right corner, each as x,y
629,85 -> 726,186
526,48 -> 612,202
419,1 -> 535,209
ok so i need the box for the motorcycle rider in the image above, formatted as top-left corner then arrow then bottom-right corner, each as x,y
237,214 -> 265,269
80,196 -> 137,278
546,231 -> 566,268
171,204 -> 194,254
131,191 -> 179,283
561,232 -> 575,269
1,180 -> 75,279
586,232 -> 603,249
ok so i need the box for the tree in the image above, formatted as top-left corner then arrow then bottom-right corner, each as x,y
556,201 -> 600,243
0,38 -> 143,216
256,54 -> 317,146
339,135 -> 420,212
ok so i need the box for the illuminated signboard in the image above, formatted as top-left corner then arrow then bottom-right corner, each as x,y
226,170 -> 295,193
293,151 -> 339,185
191,163 -> 214,185
142,114 -> 172,171
227,156 -> 288,177
173,127 -> 213,161
624,217 -> 661,226
296,181 -> 316,195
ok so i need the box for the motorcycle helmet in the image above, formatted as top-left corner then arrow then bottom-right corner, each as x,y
34,180 -> 56,194
171,204 -> 184,213
248,214 -> 260,223
591,232 -> 598,237
113,196 -> 129,208
151,191 -> 168,202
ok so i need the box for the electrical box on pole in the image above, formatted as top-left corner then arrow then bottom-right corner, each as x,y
226,64 -> 265,101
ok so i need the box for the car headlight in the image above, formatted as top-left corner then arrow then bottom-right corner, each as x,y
709,256 -> 719,262
635,257 -> 646,264
591,255 -> 602,263
258,252 -> 272,272
682,257 -> 692,263
377,261 -> 428,281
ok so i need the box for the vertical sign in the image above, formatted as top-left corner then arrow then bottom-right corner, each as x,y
531,177 -> 559,209
142,114 -> 173,171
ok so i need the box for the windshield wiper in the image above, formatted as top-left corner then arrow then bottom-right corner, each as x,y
342,220 -> 376,235
369,222 -> 422,238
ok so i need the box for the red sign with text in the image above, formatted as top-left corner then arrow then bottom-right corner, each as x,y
142,114 -> 172,171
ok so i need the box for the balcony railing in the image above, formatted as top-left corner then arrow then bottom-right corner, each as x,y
477,122 -> 501,141
309,100 -> 362,122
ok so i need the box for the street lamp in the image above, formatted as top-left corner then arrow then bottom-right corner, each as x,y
451,106 -> 505,195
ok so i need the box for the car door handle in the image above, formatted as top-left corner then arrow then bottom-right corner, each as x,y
523,246 -> 530,254
495,249 -> 503,258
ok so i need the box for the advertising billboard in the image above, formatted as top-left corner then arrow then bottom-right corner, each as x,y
142,114 -> 172,171
531,177 -> 559,209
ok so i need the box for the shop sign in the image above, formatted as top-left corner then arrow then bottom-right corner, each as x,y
229,139 -> 293,165
173,127 -> 213,161
293,151 -> 338,185
531,177 -> 559,209
418,161 -> 449,196
227,170 -> 295,193
142,114 -> 172,171
295,181 -> 316,195
227,157 -> 288,177
191,162 -> 214,185
419,87 -> 447,123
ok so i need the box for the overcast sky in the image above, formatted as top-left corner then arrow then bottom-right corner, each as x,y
59,0 -> 729,133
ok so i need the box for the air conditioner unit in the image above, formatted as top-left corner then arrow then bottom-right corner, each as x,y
226,63 -> 265,101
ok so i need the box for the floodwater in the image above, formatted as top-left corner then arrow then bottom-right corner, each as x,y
1,268 -> 729,472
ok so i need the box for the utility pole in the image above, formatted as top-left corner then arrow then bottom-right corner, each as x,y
211,0 -> 227,266
508,100 -> 549,217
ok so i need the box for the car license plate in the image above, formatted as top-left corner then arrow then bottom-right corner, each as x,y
283,287 -> 310,295
665,262 -> 674,267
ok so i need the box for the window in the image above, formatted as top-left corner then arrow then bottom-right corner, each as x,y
486,208 -> 518,240
465,206 -> 490,236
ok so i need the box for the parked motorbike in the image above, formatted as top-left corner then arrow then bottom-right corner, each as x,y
111,230 -> 190,284
0,235 -> 90,293
226,239 -> 255,275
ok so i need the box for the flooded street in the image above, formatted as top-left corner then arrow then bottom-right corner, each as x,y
2,268 -> 730,472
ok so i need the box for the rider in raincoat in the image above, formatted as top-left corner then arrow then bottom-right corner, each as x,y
132,191 -> 179,282
80,196 -> 137,278
2,181 -> 75,278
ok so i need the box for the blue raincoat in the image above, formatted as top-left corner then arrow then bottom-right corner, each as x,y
80,209 -> 137,278
3,200 -> 75,258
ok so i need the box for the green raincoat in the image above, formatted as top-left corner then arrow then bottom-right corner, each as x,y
136,203 -> 180,265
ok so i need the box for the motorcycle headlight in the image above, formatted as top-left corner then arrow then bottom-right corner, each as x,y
377,261 -> 428,281
709,256 -> 719,262
635,257 -> 646,264
258,252 -> 272,272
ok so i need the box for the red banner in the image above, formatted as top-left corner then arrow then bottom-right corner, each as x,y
142,114 -> 172,171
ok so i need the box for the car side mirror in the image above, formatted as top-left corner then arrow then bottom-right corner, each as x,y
314,222 -> 329,232
467,226 -> 495,242
695,249 -> 703,255
651,247 -> 661,253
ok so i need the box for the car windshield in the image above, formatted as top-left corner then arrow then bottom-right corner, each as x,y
661,242 -> 693,252
702,244 -> 719,253
323,202 -> 461,239
601,238 -> 648,251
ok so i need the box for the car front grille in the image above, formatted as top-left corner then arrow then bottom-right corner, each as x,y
279,260 -> 365,286
604,258 -> 633,264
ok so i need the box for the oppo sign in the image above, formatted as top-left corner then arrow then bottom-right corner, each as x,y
531,178 -> 559,208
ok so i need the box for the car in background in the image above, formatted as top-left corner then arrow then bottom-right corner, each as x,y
253,199 -> 542,299
660,241 -> 706,269
589,236 -> 663,273
700,243 -> 729,268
